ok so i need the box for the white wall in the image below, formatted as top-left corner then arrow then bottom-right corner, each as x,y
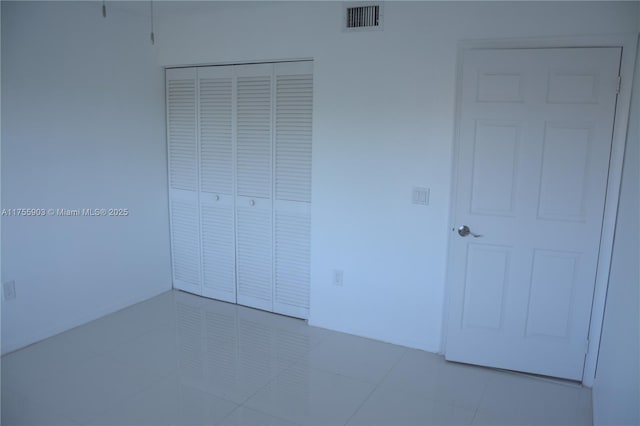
1,1 -> 171,353
155,1 -> 638,351
593,39 -> 640,425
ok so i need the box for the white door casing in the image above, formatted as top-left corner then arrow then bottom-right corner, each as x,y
445,47 -> 621,380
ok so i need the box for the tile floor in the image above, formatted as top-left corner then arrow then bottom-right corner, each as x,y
2,290 -> 593,425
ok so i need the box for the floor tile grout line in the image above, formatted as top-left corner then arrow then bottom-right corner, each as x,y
5,291 -> 594,426
470,370 -> 492,414
237,344 -> 398,426
178,295 -> 333,421
6,349 -> 172,426
5,389 -> 80,426
470,405 -> 481,425
342,347 -> 409,425
80,354 -> 176,425
234,360 -> 308,425
234,330 -> 325,409
217,404 -> 302,426
283,329 -> 407,387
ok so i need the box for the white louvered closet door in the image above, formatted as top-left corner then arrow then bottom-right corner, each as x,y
167,68 -> 202,295
235,64 -> 275,312
273,62 -> 313,319
198,67 -> 237,303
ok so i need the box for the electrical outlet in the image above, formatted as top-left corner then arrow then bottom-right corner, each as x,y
333,270 -> 344,286
3,281 -> 16,301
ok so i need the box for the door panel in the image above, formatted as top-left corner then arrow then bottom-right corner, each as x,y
462,244 -> 511,331
201,193 -> 236,303
470,121 -> 521,216
526,249 -> 579,338
446,47 -> 621,380
170,191 -> 201,294
273,61 -> 313,319
236,64 -> 273,200
234,64 -> 274,311
537,124 -> 592,221
167,68 -> 202,294
199,71 -> 234,196
236,196 -> 273,312
167,70 -> 198,192
274,206 -> 311,319
198,67 -> 236,302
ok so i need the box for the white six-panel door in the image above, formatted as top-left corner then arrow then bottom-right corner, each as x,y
166,62 -> 312,319
446,48 -> 621,380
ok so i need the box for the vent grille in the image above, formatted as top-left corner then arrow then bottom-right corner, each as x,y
346,5 -> 380,29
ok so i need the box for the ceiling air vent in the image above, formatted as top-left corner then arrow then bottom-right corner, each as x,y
345,4 -> 382,30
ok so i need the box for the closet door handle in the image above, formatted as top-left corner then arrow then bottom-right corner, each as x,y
215,195 -> 220,201
250,199 -> 255,207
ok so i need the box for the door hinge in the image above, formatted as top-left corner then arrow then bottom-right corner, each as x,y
616,76 -> 621,94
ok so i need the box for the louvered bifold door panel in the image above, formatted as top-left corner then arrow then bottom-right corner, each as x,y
201,196 -> 236,302
170,194 -> 201,293
273,62 -> 313,319
274,65 -> 313,203
235,64 -> 274,311
167,68 -> 201,294
198,67 -> 236,303
274,209 -> 311,318
168,69 -> 198,192
236,198 -> 273,312
199,68 -> 234,195
236,64 -> 273,199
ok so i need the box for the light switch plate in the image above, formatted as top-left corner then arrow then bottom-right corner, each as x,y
333,270 -> 344,286
3,281 -> 16,301
412,187 -> 429,205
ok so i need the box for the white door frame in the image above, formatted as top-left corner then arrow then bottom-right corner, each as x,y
442,34 -> 639,387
